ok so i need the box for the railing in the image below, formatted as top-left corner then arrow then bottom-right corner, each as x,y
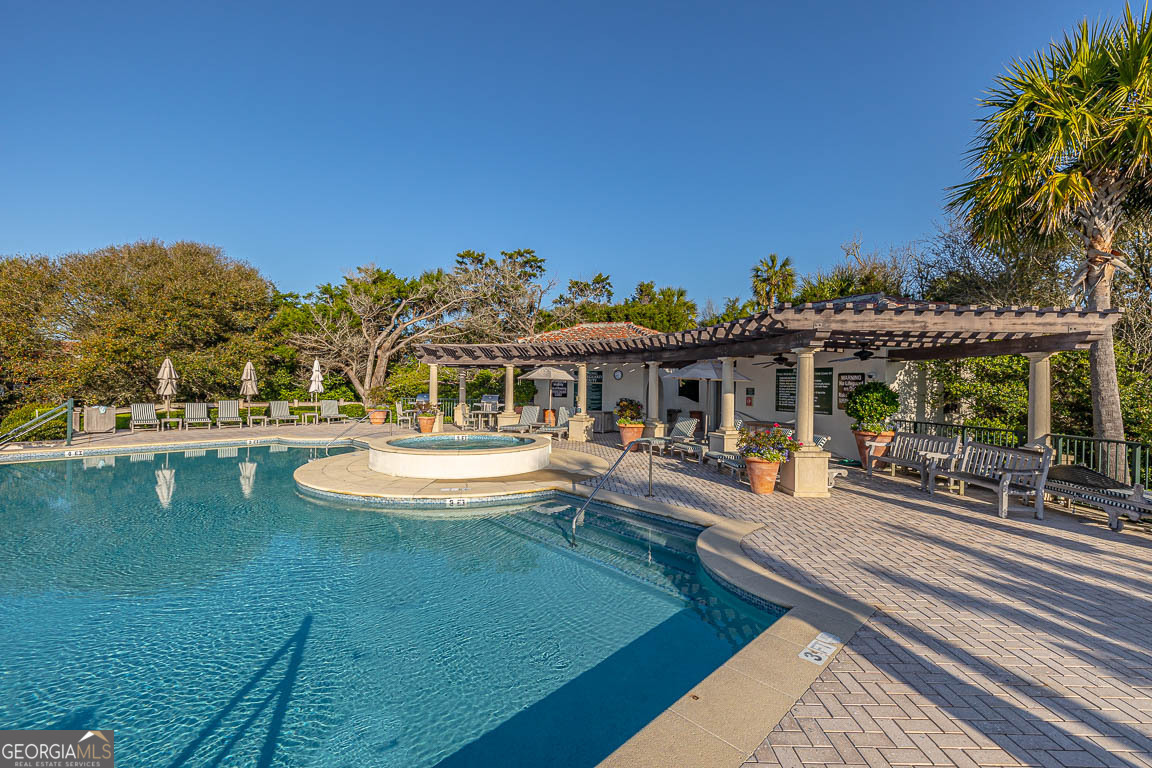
321,411 -> 383,457
0,399 -> 74,448
571,439 -> 651,545
1051,433 -> 1151,487
891,419 -> 1024,448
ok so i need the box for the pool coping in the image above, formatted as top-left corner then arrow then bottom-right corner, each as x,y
3,436 -> 875,766
564,487 -> 876,768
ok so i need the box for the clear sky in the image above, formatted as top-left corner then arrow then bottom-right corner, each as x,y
0,0 -> 1122,309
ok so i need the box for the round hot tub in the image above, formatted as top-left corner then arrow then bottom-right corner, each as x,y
367,432 -> 552,479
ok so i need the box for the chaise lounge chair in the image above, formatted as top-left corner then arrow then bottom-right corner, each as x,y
499,405 -> 540,433
640,417 -> 699,456
269,401 -> 299,426
217,400 -> 244,429
130,403 -> 161,432
319,399 -> 349,423
184,402 -> 213,429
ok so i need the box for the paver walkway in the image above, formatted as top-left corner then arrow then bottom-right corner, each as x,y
560,435 -> 1152,768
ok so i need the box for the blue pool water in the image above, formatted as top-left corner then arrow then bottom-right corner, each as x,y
389,434 -> 533,450
0,447 -> 778,767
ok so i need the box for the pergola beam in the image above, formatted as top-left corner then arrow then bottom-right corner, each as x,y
886,331 -> 1102,362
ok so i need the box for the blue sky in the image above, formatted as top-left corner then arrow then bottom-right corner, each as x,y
0,0 -> 1122,310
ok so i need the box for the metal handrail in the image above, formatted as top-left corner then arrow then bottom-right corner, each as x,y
571,439 -> 651,545
0,398 -> 74,448
322,410 -> 389,456
891,419 -> 1024,447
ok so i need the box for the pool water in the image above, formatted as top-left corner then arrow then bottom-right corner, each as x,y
389,434 -> 533,450
0,447 -> 778,767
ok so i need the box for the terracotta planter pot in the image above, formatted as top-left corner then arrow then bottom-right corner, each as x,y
417,414 -> 437,433
853,429 -> 894,466
745,457 -> 780,494
618,423 -> 645,450
368,409 -> 388,425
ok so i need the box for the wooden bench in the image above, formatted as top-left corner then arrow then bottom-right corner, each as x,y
927,441 -> 1052,519
1044,463 -> 1149,532
867,432 -> 961,490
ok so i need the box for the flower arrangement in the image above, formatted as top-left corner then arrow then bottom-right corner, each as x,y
738,424 -> 801,463
614,397 -> 644,426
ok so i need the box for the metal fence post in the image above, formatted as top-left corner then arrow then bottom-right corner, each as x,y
65,398 -> 73,446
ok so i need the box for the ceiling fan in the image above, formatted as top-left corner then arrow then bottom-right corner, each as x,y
828,348 -> 890,363
753,353 -> 795,368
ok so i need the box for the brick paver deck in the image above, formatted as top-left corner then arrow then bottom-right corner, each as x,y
560,435 -> 1152,768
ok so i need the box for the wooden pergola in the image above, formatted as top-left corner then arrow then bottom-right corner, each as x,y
418,299 -> 1121,497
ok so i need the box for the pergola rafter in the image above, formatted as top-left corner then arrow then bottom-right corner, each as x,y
417,300 -> 1121,366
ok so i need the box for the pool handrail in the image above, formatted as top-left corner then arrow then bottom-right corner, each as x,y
322,410 -> 391,456
571,438 -> 651,545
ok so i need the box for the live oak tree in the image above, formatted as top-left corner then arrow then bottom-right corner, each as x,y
949,7 -> 1152,441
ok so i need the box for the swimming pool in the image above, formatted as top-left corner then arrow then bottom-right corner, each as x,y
0,447 -> 779,767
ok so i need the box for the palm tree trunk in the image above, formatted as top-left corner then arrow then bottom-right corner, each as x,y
1084,245 -> 1126,445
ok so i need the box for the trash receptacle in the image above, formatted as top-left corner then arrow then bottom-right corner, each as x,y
83,406 -> 116,433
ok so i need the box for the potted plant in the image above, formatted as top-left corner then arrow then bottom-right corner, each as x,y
416,401 -> 438,433
844,381 -> 900,465
367,387 -> 389,425
615,398 -> 645,450
738,424 -> 798,494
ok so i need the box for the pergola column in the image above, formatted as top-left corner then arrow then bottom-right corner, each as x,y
1025,352 -> 1053,446
708,356 -> 740,452
568,363 -> 593,442
644,362 -> 665,438
453,370 -> 467,430
779,346 -> 829,498
497,364 -> 519,429
428,363 -> 442,432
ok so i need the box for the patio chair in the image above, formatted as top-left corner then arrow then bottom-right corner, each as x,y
319,399 -> 349,424
217,400 -> 244,429
538,407 -> 571,438
184,402 -> 213,429
395,402 -> 413,430
269,401 -> 299,426
499,405 -> 540,433
130,403 -> 161,432
640,417 -> 699,456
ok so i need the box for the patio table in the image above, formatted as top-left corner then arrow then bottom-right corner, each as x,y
161,417 -> 182,431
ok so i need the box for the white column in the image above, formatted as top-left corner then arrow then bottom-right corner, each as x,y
428,363 -> 441,432
720,356 -> 735,430
1025,352 -> 1052,445
567,363 -> 593,442
794,347 -> 815,446
503,364 -> 516,413
646,362 -> 660,422
577,363 -> 588,413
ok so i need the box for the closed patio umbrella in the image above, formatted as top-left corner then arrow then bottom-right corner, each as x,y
156,357 -> 179,417
308,359 -> 324,402
661,360 -> 749,434
517,366 -> 575,415
240,361 -> 258,407
238,460 -> 257,498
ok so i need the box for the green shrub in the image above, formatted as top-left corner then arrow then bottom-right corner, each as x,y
0,403 -> 67,441
844,382 -> 899,432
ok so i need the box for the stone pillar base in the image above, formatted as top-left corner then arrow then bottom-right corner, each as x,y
453,403 -> 467,429
432,412 -> 444,433
780,447 -> 831,498
496,411 -> 520,429
643,421 -> 666,439
708,428 -> 740,453
567,414 -> 593,442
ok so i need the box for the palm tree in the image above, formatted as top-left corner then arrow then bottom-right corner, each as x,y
948,7 -> 1152,442
750,254 -> 796,311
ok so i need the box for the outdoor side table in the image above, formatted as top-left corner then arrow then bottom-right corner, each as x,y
301,412 -> 319,425
248,415 -> 268,428
921,451 -> 954,491
160,417 -> 182,431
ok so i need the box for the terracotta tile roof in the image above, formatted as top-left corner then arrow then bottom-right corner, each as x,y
519,322 -> 661,343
